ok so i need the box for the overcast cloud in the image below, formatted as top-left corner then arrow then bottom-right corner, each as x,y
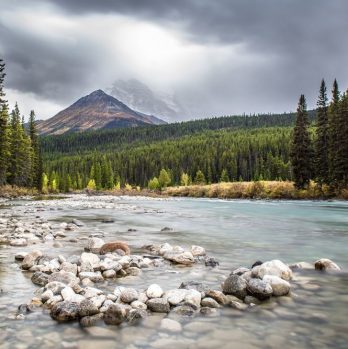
0,0 -> 347,120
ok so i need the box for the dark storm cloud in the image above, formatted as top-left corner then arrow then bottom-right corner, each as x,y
1,0 -> 348,118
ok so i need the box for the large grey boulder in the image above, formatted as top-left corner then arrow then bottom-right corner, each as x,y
31,272 -> 49,286
247,278 -> 273,300
51,301 -> 80,322
104,304 -> 127,325
48,270 -> 79,287
146,298 -> 170,313
222,275 -> 247,300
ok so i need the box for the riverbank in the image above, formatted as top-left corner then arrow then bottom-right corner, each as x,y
1,181 -> 348,200
163,181 -> 348,200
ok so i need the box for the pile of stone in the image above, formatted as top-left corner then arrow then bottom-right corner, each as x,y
17,248 -> 158,288
0,216 -> 56,247
143,242 -> 219,267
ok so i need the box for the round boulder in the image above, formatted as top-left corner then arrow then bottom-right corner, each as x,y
222,275 -> 247,300
247,278 -> 273,300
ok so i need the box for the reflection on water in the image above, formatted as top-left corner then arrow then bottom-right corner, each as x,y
1,195 -> 348,349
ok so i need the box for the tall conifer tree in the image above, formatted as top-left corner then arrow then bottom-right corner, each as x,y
328,79 -> 340,185
315,79 -> 329,185
290,95 -> 312,189
0,105 -> 10,185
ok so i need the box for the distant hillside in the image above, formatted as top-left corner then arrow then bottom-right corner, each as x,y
37,89 -> 166,135
41,110 -> 316,155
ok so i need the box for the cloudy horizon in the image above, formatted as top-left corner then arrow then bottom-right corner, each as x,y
1,0 -> 348,120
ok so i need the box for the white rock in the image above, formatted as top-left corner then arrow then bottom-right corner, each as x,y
161,318 -> 182,333
252,260 -> 293,280
164,289 -> 187,305
87,237 -> 105,254
191,245 -> 206,256
83,287 -> 104,299
159,243 -> 173,256
146,284 -> 164,299
114,286 -> 126,299
102,269 -> 116,278
90,294 -> 106,308
100,259 -> 121,272
61,287 -> 85,303
131,301 -> 147,310
10,238 -> 28,247
184,289 -> 201,308
263,275 -> 291,296
164,251 -> 195,265
80,252 -> 100,269
120,288 -> 138,303
41,290 -> 54,302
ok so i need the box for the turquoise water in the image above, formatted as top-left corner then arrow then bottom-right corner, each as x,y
0,196 -> 348,349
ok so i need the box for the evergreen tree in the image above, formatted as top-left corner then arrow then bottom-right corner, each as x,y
28,110 -> 42,190
220,168 -> 229,182
148,177 -> 160,190
0,58 -> 6,107
0,105 -> 10,185
194,170 -> 206,185
8,104 -> 32,186
290,95 -> 312,189
335,91 -> 348,186
328,79 -> 340,185
315,80 -> 329,185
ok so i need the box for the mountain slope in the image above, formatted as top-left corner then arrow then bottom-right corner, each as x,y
37,89 -> 166,135
108,79 -> 188,121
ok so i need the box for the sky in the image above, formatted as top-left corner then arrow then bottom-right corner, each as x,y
1,0 -> 348,120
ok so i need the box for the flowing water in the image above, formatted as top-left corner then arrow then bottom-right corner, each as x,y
1,195 -> 348,349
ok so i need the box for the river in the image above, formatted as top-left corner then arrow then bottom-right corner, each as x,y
1,195 -> 348,349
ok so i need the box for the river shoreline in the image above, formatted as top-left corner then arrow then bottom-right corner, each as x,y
1,181 -> 348,201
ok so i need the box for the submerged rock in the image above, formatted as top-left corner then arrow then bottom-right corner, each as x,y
160,318 -> 182,332
222,275 -> 247,300
80,313 -> 104,327
204,256 -> 219,267
126,308 -> 147,325
314,258 -> 341,271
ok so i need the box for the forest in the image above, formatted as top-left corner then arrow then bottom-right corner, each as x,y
0,57 -> 347,195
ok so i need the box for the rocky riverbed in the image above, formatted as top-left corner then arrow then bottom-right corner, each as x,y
1,195 -> 348,349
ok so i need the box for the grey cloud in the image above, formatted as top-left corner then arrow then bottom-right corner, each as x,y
0,0 -> 348,119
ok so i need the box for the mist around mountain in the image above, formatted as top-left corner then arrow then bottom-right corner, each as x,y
108,79 -> 190,122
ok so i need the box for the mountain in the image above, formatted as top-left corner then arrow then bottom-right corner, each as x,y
108,79 -> 189,122
37,89 -> 166,135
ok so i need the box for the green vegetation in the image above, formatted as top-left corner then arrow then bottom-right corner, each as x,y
0,59 -> 42,190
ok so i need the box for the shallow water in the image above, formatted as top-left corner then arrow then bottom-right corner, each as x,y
1,195 -> 348,349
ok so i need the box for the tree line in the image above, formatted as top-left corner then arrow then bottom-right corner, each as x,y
0,59 -> 42,189
291,79 -> 348,191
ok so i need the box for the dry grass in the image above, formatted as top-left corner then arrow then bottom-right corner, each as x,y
0,185 -> 38,198
163,181 -> 346,200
